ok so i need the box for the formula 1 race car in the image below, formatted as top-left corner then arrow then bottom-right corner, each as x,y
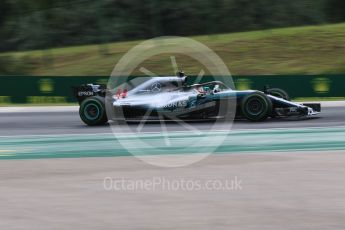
72,74 -> 321,126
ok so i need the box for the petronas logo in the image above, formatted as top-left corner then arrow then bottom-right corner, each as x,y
39,79 -> 54,94
235,78 -> 252,90
311,78 -> 331,94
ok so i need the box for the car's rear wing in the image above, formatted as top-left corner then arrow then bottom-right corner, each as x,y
72,84 -> 107,104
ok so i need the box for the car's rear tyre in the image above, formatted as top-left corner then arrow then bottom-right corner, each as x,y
79,96 -> 108,126
267,88 -> 290,101
241,92 -> 272,121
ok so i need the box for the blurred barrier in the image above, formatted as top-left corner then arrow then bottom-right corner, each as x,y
0,75 -> 344,104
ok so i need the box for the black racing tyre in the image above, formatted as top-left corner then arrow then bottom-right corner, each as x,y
241,92 -> 272,122
267,88 -> 290,101
79,96 -> 108,126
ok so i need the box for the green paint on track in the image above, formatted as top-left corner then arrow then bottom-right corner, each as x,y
0,127 -> 345,160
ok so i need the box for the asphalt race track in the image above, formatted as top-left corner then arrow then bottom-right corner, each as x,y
0,105 -> 345,136
1,103 -> 345,230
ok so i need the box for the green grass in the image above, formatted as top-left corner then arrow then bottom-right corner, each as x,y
2,23 -> 345,76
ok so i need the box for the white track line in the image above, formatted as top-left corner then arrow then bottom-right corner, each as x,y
308,101 -> 345,107
0,106 -> 78,113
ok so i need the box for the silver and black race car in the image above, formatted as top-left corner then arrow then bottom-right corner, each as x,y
73,74 -> 321,126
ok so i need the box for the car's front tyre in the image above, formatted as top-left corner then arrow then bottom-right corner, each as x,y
241,92 -> 272,121
79,96 -> 108,126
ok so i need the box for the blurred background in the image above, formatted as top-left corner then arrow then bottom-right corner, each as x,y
0,0 -> 345,76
